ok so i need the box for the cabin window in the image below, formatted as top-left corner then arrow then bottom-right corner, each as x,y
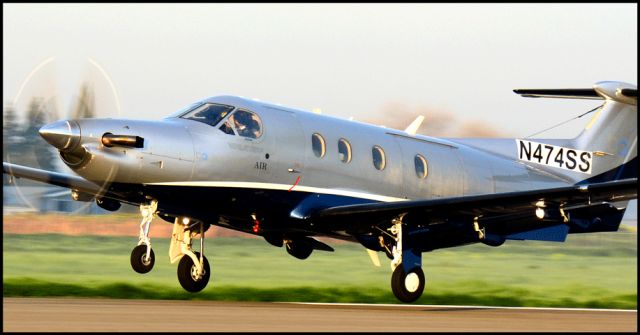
229,109 -> 263,139
415,154 -> 428,179
179,103 -> 235,127
372,145 -> 386,170
312,133 -> 326,158
338,138 -> 352,163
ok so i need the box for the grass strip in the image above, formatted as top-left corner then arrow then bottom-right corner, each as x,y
4,278 -> 636,309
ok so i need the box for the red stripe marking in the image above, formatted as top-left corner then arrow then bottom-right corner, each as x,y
288,175 -> 301,192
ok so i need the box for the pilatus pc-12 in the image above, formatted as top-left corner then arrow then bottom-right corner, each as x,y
3,81 -> 637,303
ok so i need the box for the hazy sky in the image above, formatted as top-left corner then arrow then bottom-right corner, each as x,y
3,3 -> 637,139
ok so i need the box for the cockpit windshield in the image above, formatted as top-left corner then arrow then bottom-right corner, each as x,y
179,103 -> 235,127
173,102 -> 263,139
165,101 -> 203,118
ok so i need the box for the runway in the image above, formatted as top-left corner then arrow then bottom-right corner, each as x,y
3,298 -> 637,332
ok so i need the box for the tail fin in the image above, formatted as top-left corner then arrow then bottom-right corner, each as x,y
515,81 -> 637,183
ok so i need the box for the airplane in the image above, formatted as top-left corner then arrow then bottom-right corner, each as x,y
3,80 -> 637,303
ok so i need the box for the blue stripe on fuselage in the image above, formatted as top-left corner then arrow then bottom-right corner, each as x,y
577,156 -> 637,185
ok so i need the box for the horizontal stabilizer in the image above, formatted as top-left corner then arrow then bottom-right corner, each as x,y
513,88 -> 602,100
514,82 -> 637,105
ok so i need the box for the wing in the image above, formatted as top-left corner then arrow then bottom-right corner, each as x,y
3,162 -> 102,193
306,178 -> 637,249
2,162 -> 136,204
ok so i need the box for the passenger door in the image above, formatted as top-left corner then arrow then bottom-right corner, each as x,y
259,107 -> 306,186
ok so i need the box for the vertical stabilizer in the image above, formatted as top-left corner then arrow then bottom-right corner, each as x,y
571,82 -> 637,183
515,81 -> 637,183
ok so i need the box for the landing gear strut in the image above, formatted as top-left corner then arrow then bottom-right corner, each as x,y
387,215 -> 426,303
130,200 -> 157,273
170,218 -> 211,292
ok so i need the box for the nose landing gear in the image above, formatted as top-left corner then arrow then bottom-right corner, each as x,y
130,200 -> 157,273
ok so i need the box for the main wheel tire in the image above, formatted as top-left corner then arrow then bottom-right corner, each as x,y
391,265 -> 425,303
130,245 -> 155,274
177,252 -> 211,292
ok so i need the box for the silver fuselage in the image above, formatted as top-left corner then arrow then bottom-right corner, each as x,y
66,95 -> 581,203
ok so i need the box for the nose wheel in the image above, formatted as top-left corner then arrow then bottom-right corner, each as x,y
131,244 -> 155,273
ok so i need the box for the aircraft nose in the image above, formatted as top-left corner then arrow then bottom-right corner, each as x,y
39,120 -> 81,151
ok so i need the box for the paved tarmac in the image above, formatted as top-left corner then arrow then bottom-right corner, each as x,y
3,297 -> 637,332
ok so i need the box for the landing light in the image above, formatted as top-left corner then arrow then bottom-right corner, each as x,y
535,207 -> 545,219
182,217 -> 190,225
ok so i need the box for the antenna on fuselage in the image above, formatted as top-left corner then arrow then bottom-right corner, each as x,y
404,115 -> 425,135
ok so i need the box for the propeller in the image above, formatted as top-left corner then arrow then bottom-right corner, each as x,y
4,57 -> 122,214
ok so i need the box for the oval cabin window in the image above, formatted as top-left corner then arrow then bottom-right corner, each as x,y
415,154 -> 428,179
312,133 -> 326,158
338,138 -> 352,163
372,145 -> 386,170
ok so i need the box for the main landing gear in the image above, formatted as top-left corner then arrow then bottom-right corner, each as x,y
384,215 -> 426,303
169,217 -> 210,292
130,200 -> 211,292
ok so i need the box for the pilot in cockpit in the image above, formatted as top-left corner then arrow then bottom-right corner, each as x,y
232,111 -> 261,139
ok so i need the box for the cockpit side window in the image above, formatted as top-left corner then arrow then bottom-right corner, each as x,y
229,109 -> 263,139
219,121 -> 235,135
179,103 -> 235,127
